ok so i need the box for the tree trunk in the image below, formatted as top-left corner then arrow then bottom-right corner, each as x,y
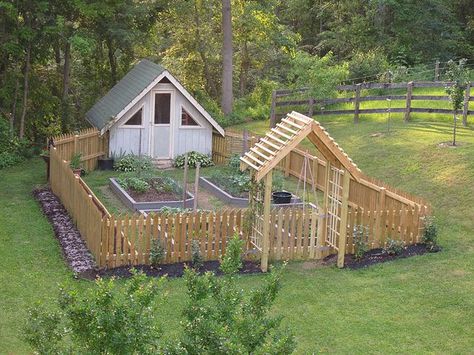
239,41 -> 249,97
453,109 -> 457,146
19,44 -> 30,139
193,1 -> 218,98
221,0 -> 233,115
62,40 -> 71,130
10,75 -> 19,137
106,38 -> 117,85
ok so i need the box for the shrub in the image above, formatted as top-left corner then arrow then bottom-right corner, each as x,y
0,151 -> 22,169
191,240 -> 203,269
353,225 -> 369,261
174,151 -> 214,169
150,238 -> 166,266
117,176 -> 150,193
422,216 -> 439,251
25,271 -> 164,354
220,233 -> 244,275
384,239 -> 404,256
348,49 -> 389,83
69,152 -> 82,169
228,153 -> 241,171
114,154 -> 153,173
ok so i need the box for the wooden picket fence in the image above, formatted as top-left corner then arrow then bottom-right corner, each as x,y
50,128 -> 108,171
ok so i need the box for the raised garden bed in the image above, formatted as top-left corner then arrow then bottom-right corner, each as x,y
110,177 -> 194,212
200,176 -> 302,207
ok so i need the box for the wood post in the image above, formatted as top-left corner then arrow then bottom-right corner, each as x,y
260,170 -> 273,272
337,169 -> 351,268
354,84 -> 361,123
434,60 -> 440,81
182,154 -> 188,209
193,162 -> 200,211
316,161 -> 332,259
270,90 -> 277,128
375,187 -> 386,247
308,98 -> 315,117
462,84 -> 470,126
404,81 -> 413,122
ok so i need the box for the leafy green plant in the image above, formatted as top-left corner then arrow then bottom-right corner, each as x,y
69,153 -> 82,169
353,225 -> 369,261
174,151 -> 214,169
0,151 -> 23,169
228,153 -> 241,170
150,238 -> 166,266
24,271 -> 164,354
191,239 -> 203,269
220,233 -> 244,275
384,239 -> 405,256
348,48 -> 389,83
114,154 -> 153,173
117,176 -> 150,193
152,176 -> 182,194
422,216 -> 439,252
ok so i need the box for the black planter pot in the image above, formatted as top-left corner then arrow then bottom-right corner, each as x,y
272,191 -> 292,204
98,158 -> 114,170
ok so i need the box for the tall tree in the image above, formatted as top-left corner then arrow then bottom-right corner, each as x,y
221,0 -> 233,114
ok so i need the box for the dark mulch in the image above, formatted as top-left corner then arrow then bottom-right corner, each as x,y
127,188 -> 180,202
96,260 -> 262,279
33,188 -> 97,274
325,243 -> 440,270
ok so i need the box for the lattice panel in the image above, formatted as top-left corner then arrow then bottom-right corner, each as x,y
326,166 -> 344,249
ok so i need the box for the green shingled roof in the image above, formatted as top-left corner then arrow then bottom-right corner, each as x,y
85,59 -> 165,130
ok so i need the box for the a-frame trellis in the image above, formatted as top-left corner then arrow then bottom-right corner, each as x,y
241,111 -> 363,271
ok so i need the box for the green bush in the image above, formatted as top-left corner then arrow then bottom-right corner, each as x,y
174,151 -> 214,169
0,151 -> 23,169
114,154 -> 153,173
348,49 -> 389,83
150,238 -> 166,266
422,216 -> 439,251
117,176 -> 150,193
24,271 -> 164,354
220,233 -> 244,275
69,152 -> 82,169
191,240 -> 203,269
384,239 -> 404,256
353,225 -> 369,261
228,154 -> 241,170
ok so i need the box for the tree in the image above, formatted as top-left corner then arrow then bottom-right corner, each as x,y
221,0 -> 233,114
444,59 -> 470,146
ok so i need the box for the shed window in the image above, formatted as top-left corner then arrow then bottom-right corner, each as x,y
181,108 -> 199,126
124,108 -> 142,126
154,93 -> 171,124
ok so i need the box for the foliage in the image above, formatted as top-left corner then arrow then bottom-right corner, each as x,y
117,176 -> 150,193
422,216 -> 439,251
150,238 -> 166,266
174,264 -> 296,354
69,153 -> 82,169
229,154 -> 241,170
152,176 -> 183,195
191,240 -> 203,269
384,239 -> 405,256
24,271 -> 164,354
287,51 -> 348,101
353,225 -> 369,261
348,49 -> 389,82
174,151 -> 214,169
159,206 -> 195,214
114,154 -> 153,173
0,152 -> 23,170
0,119 -> 31,169
220,233 -> 245,275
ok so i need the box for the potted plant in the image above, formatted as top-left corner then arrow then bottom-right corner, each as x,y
70,153 -> 83,176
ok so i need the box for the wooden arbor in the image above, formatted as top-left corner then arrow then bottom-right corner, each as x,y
240,111 -> 363,271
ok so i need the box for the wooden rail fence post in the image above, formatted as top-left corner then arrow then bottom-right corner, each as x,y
337,169 -> 351,268
462,84 -> 470,126
260,170 -> 273,272
435,60 -> 440,81
404,81 -> 414,122
270,90 -> 277,128
354,84 -> 361,123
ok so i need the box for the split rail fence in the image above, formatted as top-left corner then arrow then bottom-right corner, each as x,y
271,81 -> 474,126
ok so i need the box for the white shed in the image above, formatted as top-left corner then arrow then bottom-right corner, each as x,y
85,59 -> 224,161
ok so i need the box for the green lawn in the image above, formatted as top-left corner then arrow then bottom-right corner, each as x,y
1,112 -> 474,353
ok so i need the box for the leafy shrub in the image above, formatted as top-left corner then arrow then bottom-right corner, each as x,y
353,225 -> 369,261
191,240 -> 203,269
0,151 -> 22,169
174,151 -> 214,169
229,153 -> 241,170
117,176 -> 150,193
114,154 -> 153,173
220,233 -> 244,275
150,238 -> 166,266
348,49 -> 389,83
69,152 -> 82,169
384,239 -> 404,256
25,271 -> 164,354
422,216 -> 439,251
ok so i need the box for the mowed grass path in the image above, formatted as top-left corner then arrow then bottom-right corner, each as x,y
1,113 -> 474,353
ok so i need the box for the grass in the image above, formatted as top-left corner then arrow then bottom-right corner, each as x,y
1,112 -> 474,352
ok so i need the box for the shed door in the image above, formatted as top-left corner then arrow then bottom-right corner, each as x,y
151,91 -> 173,158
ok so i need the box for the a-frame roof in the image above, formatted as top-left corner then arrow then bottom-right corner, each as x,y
240,111 -> 362,182
85,59 -> 224,136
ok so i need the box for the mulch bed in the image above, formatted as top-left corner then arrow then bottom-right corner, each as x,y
127,188 -> 181,202
33,188 -> 97,275
96,260 -> 262,279
324,243 -> 440,270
